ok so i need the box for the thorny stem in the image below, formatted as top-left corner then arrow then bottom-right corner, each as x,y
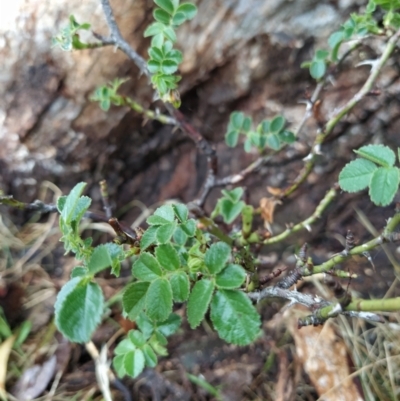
281,28 -> 400,198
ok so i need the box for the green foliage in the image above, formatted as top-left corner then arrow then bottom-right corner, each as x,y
90,78 -> 129,111
212,187 -> 246,224
339,145 -> 400,206
144,0 -> 198,101
52,15 -> 93,51
225,111 -> 295,152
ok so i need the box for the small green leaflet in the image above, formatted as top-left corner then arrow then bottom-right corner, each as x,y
354,144 -> 395,168
187,279 -> 215,328
123,282 -> 150,320
339,158 -> 377,192
204,242 -> 231,274
369,167 -> 400,206
146,278 -> 173,321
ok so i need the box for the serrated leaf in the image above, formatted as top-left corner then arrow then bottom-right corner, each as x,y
177,3 -> 198,19
140,225 -> 158,250
270,115 -> 285,133
162,40 -> 173,53
354,144 -> 396,167
310,59 -> 326,79
172,203 -> 188,222
173,225 -> 187,245
220,199 -> 245,224
123,282 -> 150,320
161,59 -> 179,75
155,243 -> 180,271
204,242 -> 231,274
154,0 -> 175,14
87,244 -> 112,274
170,271 -> 190,302
180,219 -> 196,237
369,167 -> 400,206
148,46 -> 164,62
187,279 -> 215,328
113,354 -> 126,378
151,33 -> 164,48
124,349 -> 145,378
154,204 -> 175,222
166,49 -> 183,64
225,130 -> 240,147
60,182 -> 87,223
136,313 -> 154,338
339,158 -> 377,192
146,278 -> 173,322
128,330 -> 146,347
147,215 -> 171,225
143,344 -> 158,367
148,59 -> 161,73
215,264 -> 246,289
153,8 -> 171,24
156,222 -> 177,243
114,338 -> 135,355
210,289 -> 261,345
156,313 -> 181,336
55,277 -> 104,343
132,253 -> 162,281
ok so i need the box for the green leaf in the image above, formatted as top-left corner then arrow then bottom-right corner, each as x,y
128,329 -> 146,348
310,60 -> 326,79
266,134 -> 281,150
156,222 -> 177,243
153,8 -> 171,24
170,271 -> 190,302
59,182 -> 87,223
210,289 -> 261,345
172,11 -> 187,26
156,313 -> 181,336
143,344 -> 158,367
161,59 -> 179,75
173,225 -> 188,245
315,49 -> 329,60
166,49 -> 183,64
270,115 -> 285,133
221,187 -> 243,203
148,46 -> 164,62
140,225 -> 158,250
172,203 -> 188,222
144,22 -> 165,37
260,120 -> 270,134
180,219 -> 196,236
155,243 -> 180,271
87,244 -> 113,274
215,264 -> 246,289
132,253 -> 162,281
328,31 -> 344,61
220,199 -> 245,224
71,267 -> 87,278
244,137 -> 252,152
123,282 -> 150,320
124,348 -> 145,378
230,112 -> 244,130
278,130 -> 296,144
154,0 -> 175,14
148,59 -> 161,73
136,313 -> 154,338
242,116 -> 252,132
225,130 -> 240,147
55,277 -> 104,343
146,278 -> 173,322
339,158 -> 378,192
369,167 -> 400,206
147,215 -> 172,225
164,26 -> 177,42
151,33 -> 164,48
187,279 -> 215,328
204,242 -> 231,274
154,204 -> 175,222
354,144 -> 396,167
162,40 -> 173,53
177,3 -> 198,19
113,354 -> 126,377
